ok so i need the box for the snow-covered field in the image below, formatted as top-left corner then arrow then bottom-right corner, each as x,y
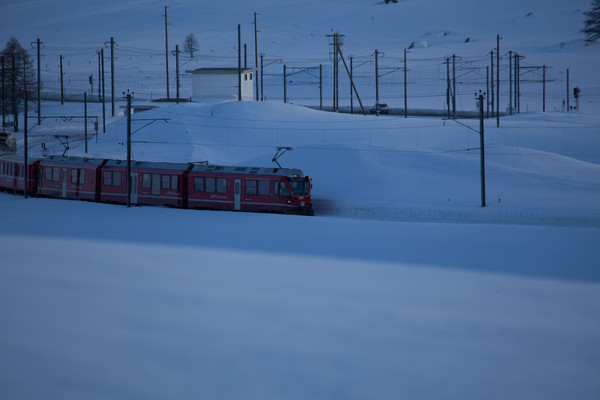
2,0 -> 600,399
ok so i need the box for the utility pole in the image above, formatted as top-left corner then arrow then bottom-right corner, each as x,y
478,92 -> 486,207
404,48 -> 407,118
496,34 -> 500,127
254,12 -> 259,101
33,38 -> 42,125
566,68 -> 570,111
59,55 -> 64,105
452,54 -> 456,118
375,49 -> 379,107
517,54 -> 521,113
175,45 -> 180,103
335,34 -> 340,112
350,56 -> 353,114
319,63 -> 323,110
543,65 -> 546,112
105,37 -> 116,117
283,65 -> 287,103
486,66 -> 489,118
238,24 -> 242,101
244,44 -> 247,68
509,50 -> 512,115
260,53 -> 264,101
97,51 -> 101,102
514,53 -> 518,112
327,33 -> 343,112
101,48 -> 106,132
84,92 -> 88,153
446,57 -> 450,119
164,6 -> 170,100
490,51 -> 494,118
333,34 -> 337,111
124,91 -> 133,208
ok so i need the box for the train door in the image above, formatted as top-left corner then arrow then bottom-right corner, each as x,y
61,168 -> 67,198
131,173 -> 139,204
152,173 -> 161,196
234,179 -> 241,211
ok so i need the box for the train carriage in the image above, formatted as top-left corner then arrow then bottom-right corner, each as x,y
130,161 -> 189,207
100,160 -> 188,207
38,156 -> 107,201
0,154 -> 40,195
187,164 -> 312,214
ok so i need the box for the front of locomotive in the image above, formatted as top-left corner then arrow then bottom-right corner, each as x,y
284,171 -> 313,215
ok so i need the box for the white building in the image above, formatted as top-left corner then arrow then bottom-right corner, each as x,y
186,68 -> 257,100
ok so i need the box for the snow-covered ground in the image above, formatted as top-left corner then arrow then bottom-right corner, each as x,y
2,195 -> 600,400
2,0 -> 600,399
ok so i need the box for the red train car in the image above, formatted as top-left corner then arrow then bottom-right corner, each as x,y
100,160 -> 188,207
0,154 -> 40,195
37,156 -> 107,201
187,163 -> 312,214
1,154 -> 313,216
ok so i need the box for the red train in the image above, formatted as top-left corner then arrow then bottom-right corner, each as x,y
0,154 -> 313,215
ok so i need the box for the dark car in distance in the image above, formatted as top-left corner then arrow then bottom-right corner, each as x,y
369,103 -> 389,115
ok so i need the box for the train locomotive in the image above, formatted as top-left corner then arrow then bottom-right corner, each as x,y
0,154 -> 313,215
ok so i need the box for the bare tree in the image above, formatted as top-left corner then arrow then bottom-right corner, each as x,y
583,0 -> 600,43
2,37 -> 34,132
183,33 -> 199,58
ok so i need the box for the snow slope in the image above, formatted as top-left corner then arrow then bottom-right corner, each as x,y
1,195 -> 600,400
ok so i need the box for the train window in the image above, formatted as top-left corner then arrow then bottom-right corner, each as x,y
216,178 -> 227,193
194,177 -> 205,192
258,180 -> 269,195
245,180 -> 257,195
193,176 -> 220,193
103,171 -> 121,186
15,165 -> 20,177
205,177 -> 216,193
71,169 -> 84,184
161,174 -> 170,189
103,171 -> 111,186
275,182 -> 290,197
45,167 -> 60,182
171,175 -> 179,190
290,179 -> 309,195
143,173 -> 151,188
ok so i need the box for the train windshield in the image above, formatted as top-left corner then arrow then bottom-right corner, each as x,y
289,177 -> 309,195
